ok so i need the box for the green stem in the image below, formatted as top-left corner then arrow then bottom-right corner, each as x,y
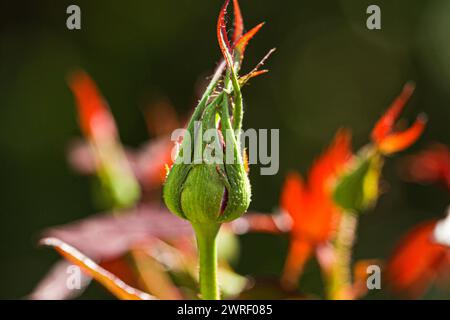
327,212 -> 358,300
192,222 -> 221,300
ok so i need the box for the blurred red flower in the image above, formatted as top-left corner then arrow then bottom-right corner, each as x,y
401,143 -> 450,192
386,213 -> 450,298
280,130 -> 353,287
371,83 -> 427,155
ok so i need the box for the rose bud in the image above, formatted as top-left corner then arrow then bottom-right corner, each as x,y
163,74 -> 251,224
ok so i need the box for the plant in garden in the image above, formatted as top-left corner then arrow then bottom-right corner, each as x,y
32,0 -> 448,301
329,83 -> 427,299
237,83 -> 428,299
163,0 -> 270,300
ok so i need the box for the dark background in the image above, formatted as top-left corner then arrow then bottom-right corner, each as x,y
0,0 -> 449,299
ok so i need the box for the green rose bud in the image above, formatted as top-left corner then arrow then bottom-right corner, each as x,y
161,0 -> 272,300
163,87 -> 251,224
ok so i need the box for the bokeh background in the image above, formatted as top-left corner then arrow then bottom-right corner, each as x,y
1,0 -> 449,299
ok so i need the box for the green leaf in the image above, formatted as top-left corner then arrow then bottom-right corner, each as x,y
333,150 -> 382,213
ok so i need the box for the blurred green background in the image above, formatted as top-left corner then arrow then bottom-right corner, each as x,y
0,0 -> 449,299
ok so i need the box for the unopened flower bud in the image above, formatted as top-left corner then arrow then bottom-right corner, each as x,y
163,82 -> 251,224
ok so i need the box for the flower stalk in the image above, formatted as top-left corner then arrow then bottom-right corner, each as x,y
193,222 -> 221,300
327,212 -> 358,300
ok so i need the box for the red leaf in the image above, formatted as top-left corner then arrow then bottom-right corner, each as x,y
217,0 -> 233,67
376,114 -> 427,154
385,221 -> 450,298
371,83 -> 427,154
308,128 -> 352,193
232,0 -> 244,44
67,70 -> 117,141
234,22 -> 265,59
41,205 -> 192,261
371,83 -> 415,143
41,237 -> 155,300
401,143 -> 450,191
280,172 -> 304,224
281,239 -> 313,289
34,206 -> 194,300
